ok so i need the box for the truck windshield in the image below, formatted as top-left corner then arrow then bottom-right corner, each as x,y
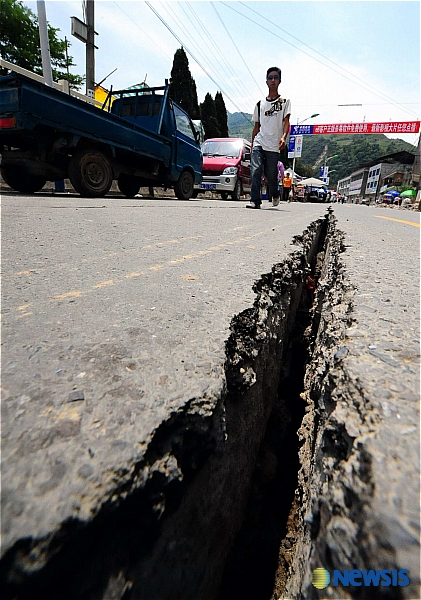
201,140 -> 242,158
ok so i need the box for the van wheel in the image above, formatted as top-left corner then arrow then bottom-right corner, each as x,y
174,170 -> 194,200
231,179 -> 242,201
2,168 -> 46,193
118,174 -> 140,198
69,149 -> 113,197
220,192 -> 228,200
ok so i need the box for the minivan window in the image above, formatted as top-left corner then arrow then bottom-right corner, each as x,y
201,140 -> 242,158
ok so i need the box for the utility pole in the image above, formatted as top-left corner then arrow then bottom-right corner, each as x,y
37,0 -> 53,87
86,0 -> 95,97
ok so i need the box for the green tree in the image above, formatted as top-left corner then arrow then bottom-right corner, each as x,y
200,93 -> 221,139
0,0 -> 83,88
169,47 -> 199,119
295,158 -> 314,178
214,91 -> 228,137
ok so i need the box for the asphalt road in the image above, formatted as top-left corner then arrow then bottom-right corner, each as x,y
2,193 -> 419,460
1,191 -> 420,595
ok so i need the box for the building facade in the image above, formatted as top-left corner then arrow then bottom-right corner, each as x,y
348,168 -> 369,202
338,151 -> 416,202
337,176 -> 351,198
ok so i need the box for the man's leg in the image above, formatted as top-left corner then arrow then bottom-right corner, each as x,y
249,147 -> 264,208
264,151 -> 281,205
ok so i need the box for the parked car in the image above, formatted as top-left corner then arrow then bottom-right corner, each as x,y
193,138 -> 251,200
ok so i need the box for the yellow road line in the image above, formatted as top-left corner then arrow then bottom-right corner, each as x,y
10,235 -> 205,278
12,228 -> 273,314
54,290 -> 83,300
375,216 -> 420,227
125,272 -> 144,278
92,280 -> 114,289
16,303 -> 32,311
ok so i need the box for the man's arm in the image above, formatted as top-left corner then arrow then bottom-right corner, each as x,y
279,113 -> 290,150
251,122 -> 260,147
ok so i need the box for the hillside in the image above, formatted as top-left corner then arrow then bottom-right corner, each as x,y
227,112 -> 416,186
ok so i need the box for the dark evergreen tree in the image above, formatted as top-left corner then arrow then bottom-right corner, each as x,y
214,91 -> 228,137
169,47 -> 199,119
200,93 -> 221,139
0,0 -> 83,88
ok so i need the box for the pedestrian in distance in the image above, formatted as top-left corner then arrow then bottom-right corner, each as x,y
282,172 -> 292,202
267,160 -> 284,203
247,67 -> 291,209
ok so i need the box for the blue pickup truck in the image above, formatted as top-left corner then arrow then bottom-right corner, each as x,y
0,72 -> 202,198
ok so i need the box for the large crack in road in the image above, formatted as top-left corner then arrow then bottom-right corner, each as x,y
1,209 -> 417,599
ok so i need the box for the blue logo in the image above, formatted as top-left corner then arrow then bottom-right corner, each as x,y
312,568 -> 410,589
290,124 -> 314,135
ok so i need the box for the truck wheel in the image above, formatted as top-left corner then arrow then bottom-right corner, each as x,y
231,179 -> 242,201
174,171 -> 194,200
220,192 -> 228,200
69,149 -> 113,197
2,169 -> 46,193
191,191 -> 199,198
118,175 -> 140,198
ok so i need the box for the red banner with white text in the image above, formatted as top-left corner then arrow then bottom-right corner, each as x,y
290,121 -> 420,135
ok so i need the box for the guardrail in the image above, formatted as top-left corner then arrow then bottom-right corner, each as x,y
0,58 -> 103,108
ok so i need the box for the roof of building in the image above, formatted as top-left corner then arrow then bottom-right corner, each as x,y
359,150 -> 415,169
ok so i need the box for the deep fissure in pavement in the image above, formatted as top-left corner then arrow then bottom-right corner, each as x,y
2,212 -> 351,600
218,245 -> 326,600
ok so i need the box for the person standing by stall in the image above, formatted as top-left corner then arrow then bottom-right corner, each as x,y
282,172 -> 292,202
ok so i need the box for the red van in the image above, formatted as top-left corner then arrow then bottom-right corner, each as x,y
193,137 -> 251,200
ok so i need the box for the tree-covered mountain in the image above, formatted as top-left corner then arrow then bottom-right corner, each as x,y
227,111 -> 416,187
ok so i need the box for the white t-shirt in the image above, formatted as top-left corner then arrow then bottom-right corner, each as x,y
252,96 -> 291,152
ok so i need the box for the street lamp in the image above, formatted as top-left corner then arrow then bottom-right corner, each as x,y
324,154 -> 339,169
292,113 -> 320,180
321,154 -> 339,184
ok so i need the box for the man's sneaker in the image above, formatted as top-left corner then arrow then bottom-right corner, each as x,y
272,195 -> 280,207
246,202 -> 261,209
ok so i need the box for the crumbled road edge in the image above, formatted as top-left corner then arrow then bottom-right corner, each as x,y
274,214 -> 420,600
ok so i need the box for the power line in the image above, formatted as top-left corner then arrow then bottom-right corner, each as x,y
237,1 -> 418,118
166,1 -> 249,108
184,2 -> 254,108
210,2 -> 262,96
112,2 -> 173,61
144,1 -> 253,125
223,2 -> 418,119
112,2 -> 214,102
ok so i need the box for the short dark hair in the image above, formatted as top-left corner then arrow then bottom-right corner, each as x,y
266,67 -> 281,80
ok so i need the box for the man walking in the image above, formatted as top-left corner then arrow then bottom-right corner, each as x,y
247,67 -> 291,209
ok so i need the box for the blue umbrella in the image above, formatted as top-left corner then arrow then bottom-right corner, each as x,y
384,190 -> 400,197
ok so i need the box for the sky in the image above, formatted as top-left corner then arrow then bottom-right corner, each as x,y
25,1 -> 420,144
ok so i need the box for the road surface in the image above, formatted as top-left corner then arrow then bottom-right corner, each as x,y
1,191 -> 419,599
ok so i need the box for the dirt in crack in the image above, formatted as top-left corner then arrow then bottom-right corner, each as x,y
218,299 -> 314,600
